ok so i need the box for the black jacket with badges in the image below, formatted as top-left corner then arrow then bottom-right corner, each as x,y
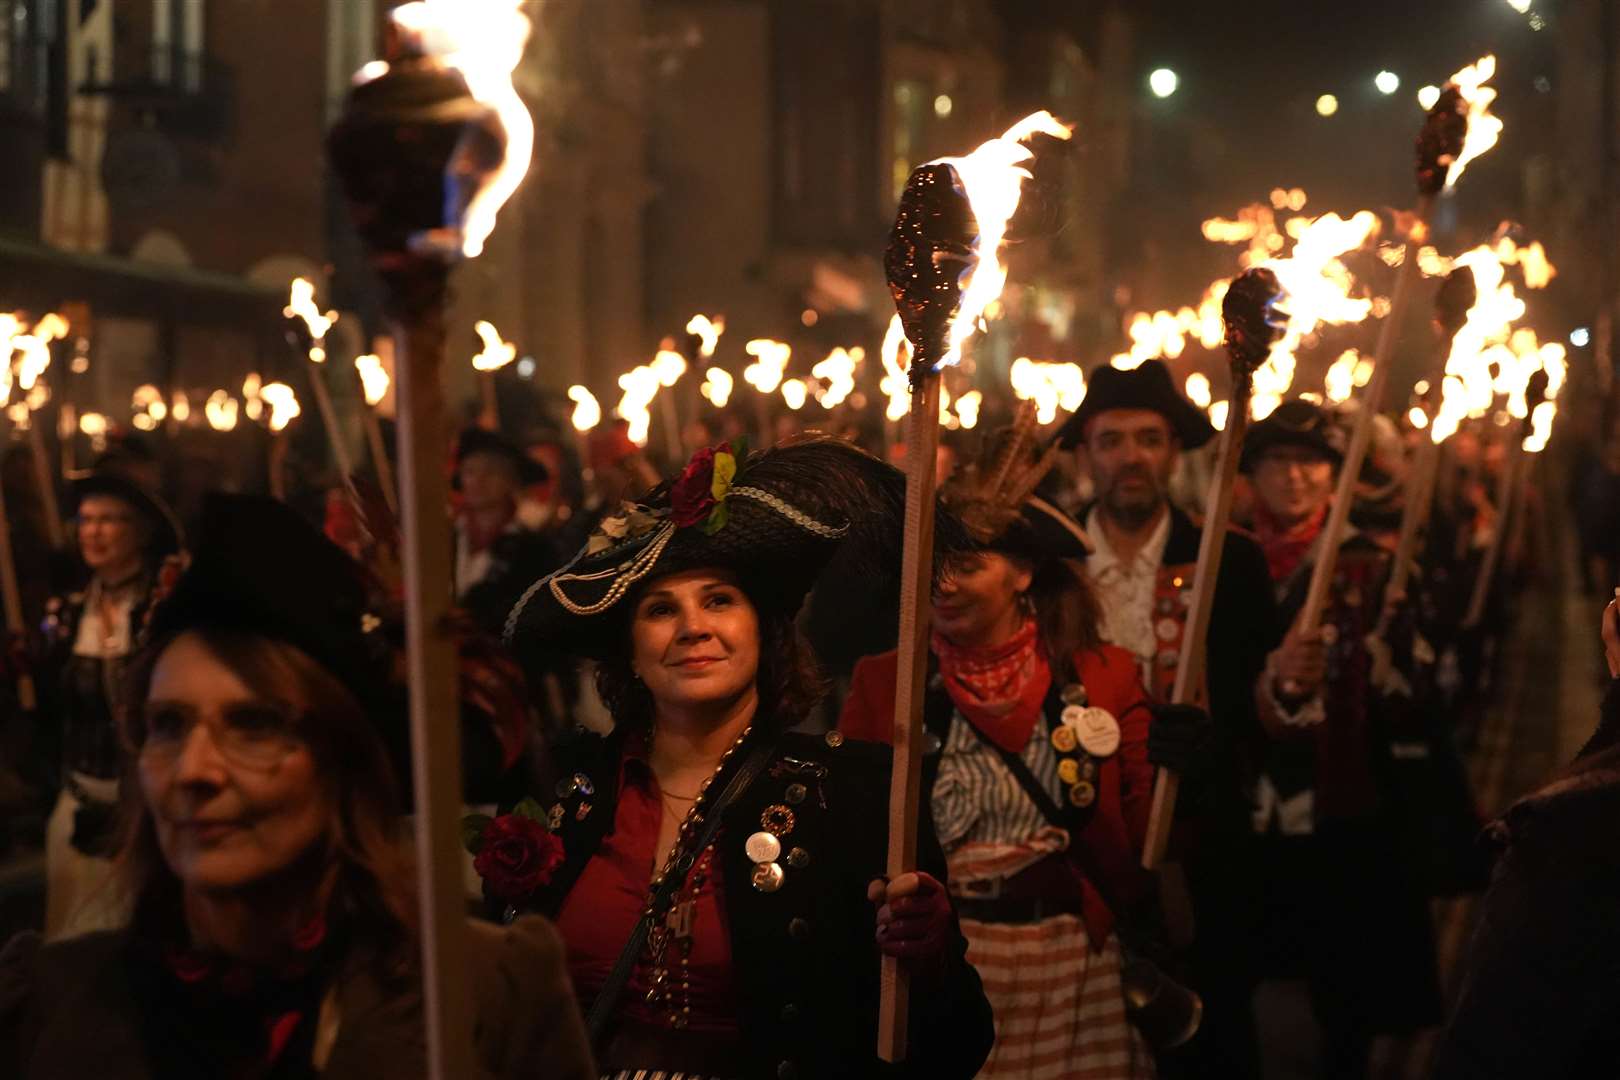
530,723 -> 995,1080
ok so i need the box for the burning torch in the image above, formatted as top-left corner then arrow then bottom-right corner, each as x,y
1370,266 -> 1477,674
327,2 -> 533,1076
1292,56 -> 1499,645
285,278 -> 361,504
880,111 -> 1071,1060
1141,267 -> 1286,869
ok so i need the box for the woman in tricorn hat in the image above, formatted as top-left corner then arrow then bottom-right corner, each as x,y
36,472 -> 183,940
2,494 -> 594,1078
501,435 -> 994,1079
839,411 -> 1213,1079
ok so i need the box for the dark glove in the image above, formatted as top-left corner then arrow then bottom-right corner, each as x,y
869,871 -> 952,973
1147,703 -> 1216,777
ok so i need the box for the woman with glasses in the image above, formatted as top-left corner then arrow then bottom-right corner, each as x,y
1,495 -> 594,1079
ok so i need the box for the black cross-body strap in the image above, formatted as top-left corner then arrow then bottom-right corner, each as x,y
583,735 -> 776,1047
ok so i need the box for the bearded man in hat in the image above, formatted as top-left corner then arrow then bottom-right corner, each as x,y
1056,359 -> 1279,1076
1239,398 -> 1442,1077
36,472 -> 181,940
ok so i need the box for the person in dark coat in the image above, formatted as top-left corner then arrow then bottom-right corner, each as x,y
454,427 -> 562,634
1241,400 -> 1442,1078
1,496 -> 594,1079
501,436 -> 994,1080
1431,595 -> 1620,1078
1057,359 -> 1281,1076
35,473 -> 182,940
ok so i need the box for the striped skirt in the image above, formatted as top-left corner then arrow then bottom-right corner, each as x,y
963,914 -> 1155,1080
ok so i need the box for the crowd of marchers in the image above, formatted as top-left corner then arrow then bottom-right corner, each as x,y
0,359 -> 1611,1080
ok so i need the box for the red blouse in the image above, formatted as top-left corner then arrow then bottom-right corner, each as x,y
554,740 -> 741,1038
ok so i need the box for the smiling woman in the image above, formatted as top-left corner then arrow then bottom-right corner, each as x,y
0,495 -> 594,1080
502,436 -> 995,1080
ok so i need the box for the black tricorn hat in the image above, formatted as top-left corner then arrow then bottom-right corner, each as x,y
143,495 -> 396,714
504,436 -> 915,660
455,427 -> 549,488
1056,360 -> 1216,450
994,495 -> 1093,563
1239,399 -> 1347,474
70,472 -> 183,564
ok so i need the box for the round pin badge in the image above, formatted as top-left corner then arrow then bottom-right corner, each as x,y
1068,780 -> 1097,808
1075,707 -> 1121,758
1155,617 -> 1180,642
1060,683 -> 1088,707
745,830 -> 783,864
1061,704 -> 1087,727
1057,758 -> 1081,784
1051,726 -> 1079,753
751,862 -> 785,893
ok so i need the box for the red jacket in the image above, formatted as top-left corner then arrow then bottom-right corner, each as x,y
839,644 -> 1154,945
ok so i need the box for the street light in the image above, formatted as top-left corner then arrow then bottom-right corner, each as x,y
1315,93 -> 1339,117
1375,70 -> 1400,95
1417,84 -> 1441,110
1571,327 -> 1591,348
1149,68 -> 1179,99
1506,0 -> 1531,12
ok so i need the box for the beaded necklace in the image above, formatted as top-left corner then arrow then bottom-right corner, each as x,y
641,723 -> 751,1029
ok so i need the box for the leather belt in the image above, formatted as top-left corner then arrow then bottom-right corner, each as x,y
955,894 -> 1084,925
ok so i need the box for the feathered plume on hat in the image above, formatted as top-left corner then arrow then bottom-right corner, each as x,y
942,402 -> 1091,562
504,434 -> 948,660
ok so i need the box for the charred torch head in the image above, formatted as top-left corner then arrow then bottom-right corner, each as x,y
327,45 -> 505,270
1221,267 -> 1286,376
1415,85 -> 1468,196
885,163 -> 977,382
1434,266 -> 1477,340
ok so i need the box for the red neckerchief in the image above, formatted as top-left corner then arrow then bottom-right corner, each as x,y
460,501 -> 515,554
931,618 -> 1051,754
1253,502 -> 1329,583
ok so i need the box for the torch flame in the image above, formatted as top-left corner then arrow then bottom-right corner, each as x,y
354,353 -> 391,407
927,111 -> 1074,369
284,278 -> 336,359
1184,373 -> 1212,409
685,314 -> 725,359
471,320 -> 517,372
616,365 -> 659,447
1444,55 -> 1502,189
6,311 -> 69,395
260,383 -> 301,433
387,0 -> 534,259
1009,357 -> 1086,425
205,390 -> 240,432
567,385 -> 601,432
651,348 -> 688,388
811,347 -> 860,408
701,368 -> 734,408
781,378 -> 809,411
954,389 -> 983,430
879,315 -> 912,420
743,339 -> 790,395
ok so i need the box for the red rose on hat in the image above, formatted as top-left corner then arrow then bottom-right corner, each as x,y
469,813 -> 565,903
672,446 -> 719,526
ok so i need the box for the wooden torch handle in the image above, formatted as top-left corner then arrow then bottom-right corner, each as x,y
878,373 -> 943,1064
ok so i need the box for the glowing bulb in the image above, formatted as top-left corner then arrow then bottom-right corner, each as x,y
933,94 -> 953,118
1316,94 -> 1339,117
1149,68 -> 1178,99
1375,71 -> 1400,95
1417,84 -> 1441,111
1571,327 -> 1591,348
